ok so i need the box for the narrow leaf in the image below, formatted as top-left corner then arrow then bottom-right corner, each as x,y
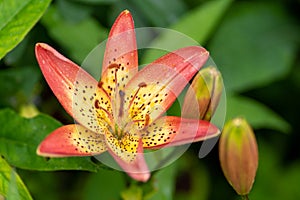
0,0 -> 51,59
0,157 -> 33,200
41,5 -> 108,63
208,2 -> 299,92
226,95 -> 290,133
141,0 -> 233,64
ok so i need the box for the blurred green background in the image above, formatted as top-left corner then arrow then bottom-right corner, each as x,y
0,0 -> 300,199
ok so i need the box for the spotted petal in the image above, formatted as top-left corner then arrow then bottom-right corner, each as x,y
35,43 -> 112,133
105,132 -> 150,182
99,10 -> 138,126
142,116 -> 220,149
100,10 -> 138,98
37,124 -> 107,157
123,46 -> 209,129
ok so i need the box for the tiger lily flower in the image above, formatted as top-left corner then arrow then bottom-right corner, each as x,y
35,10 -> 220,182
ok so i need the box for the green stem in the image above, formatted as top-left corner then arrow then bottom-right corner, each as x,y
241,195 -> 249,200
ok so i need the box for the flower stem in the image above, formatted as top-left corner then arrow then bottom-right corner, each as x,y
241,195 -> 249,200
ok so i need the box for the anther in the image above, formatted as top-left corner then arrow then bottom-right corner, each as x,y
138,82 -> 147,87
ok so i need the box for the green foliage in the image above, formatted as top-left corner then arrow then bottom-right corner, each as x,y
145,163 -> 178,200
250,144 -> 300,199
41,4 -> 108,63
0,157 -> 32,200
0,0 -> 51,59
208,2 -> 298,93
208,1 -> 298,133
226,95 -> 290,133
121,184 -> 143,200
83,169 -> 126,200
69,0 -> 117,4
141,0 -> 233,63
173,155 -> 210,200
112,0 -> 187,27
0,67 -> 40,108
0,109 -> 99,171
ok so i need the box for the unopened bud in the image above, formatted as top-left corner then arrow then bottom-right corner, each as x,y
219,118 -> 258,195
182,66 -> 223,120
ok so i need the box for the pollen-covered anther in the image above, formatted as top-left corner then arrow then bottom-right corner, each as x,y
138,82 -> 147,87
108,63 -> 120,69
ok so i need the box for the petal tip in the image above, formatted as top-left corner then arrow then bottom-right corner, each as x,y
122,9 -> 131,15
36,141 -> 56,157
196,46 -> 209,57
36,144 -> 43,155
36,142 -> 57,157
139,173 -> 151,182
35,43 -> 50,51
130,172 -> 151,182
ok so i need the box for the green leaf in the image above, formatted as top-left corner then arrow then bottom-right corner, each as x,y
208,2 -> 299,92
0,109 -> 99,171
0,0 -> 51,59
250,144 -> 300,200
57,0 -> 93,22
145,163 -> 178,200
226,95 -> 290,133
129,0 -> 187,27
41,5 -> 108,63
0,157 -> 32,200
68,0 -> 117,4
171,0 -> 233,45
141,0 -> 233,64
174,154 -> 210,200
83,169 -> 126,200
0,67 -> 40,107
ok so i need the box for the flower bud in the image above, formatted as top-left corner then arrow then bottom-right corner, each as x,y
182,66 -> 223,120
219,118 -> 258,195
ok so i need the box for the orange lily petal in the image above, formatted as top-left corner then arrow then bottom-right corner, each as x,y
100,10 -> 138,97
37,124 -> 107,157
123,46 -> 209,129
105,132 -> 150,182
35,43 -> 113,133
142,116 -> 220,149
99,10 -> 138,126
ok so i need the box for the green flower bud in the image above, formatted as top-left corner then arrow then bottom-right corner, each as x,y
182,66 -> 223,120
219,118 -> 258,195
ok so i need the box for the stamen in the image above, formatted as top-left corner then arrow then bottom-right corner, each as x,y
108,63 -> 120,69
108,63 -> 120,92
95,99 -> 113,122
128,82 -> 147,109
138,82 -> 147,87
131,114 -> 150,127
98,81 -> 110,98
144,114 -> 150,127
